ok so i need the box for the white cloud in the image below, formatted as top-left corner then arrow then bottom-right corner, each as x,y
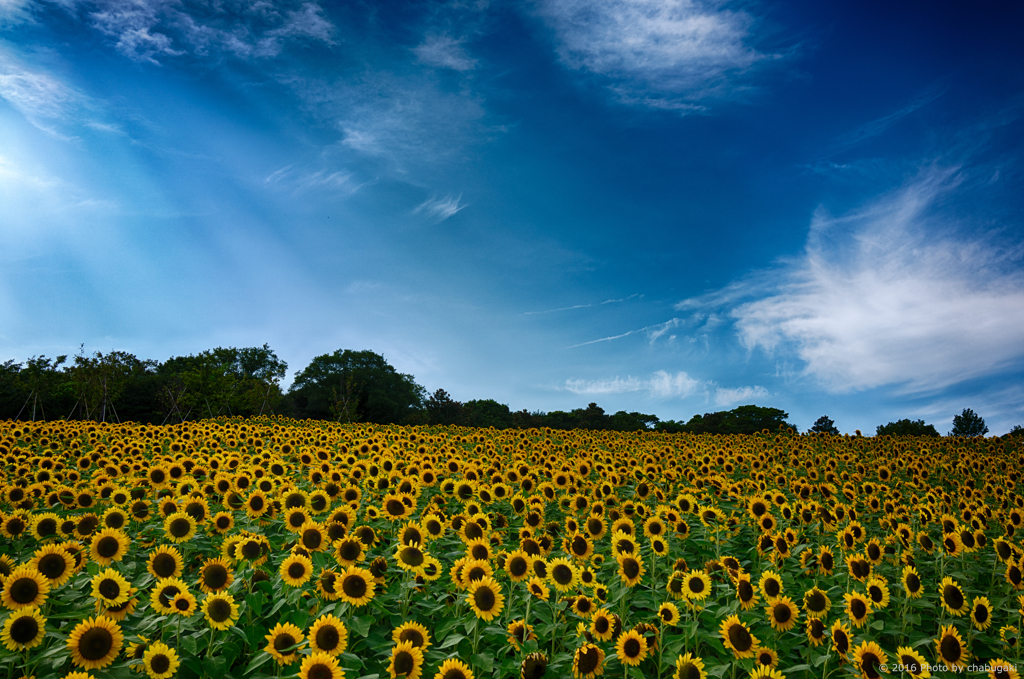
83,0 -> 334,63
264,164 -> 358,195
565,370 -> 700,398
535,0 -> 766,108
680,166 -> 1024,394
414,194 -> 466,222
0,0 -> 34,26
713,384 -> 768,407
413,34 -> 477,71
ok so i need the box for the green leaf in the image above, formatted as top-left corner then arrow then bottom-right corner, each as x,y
350,615 -> 374,638
244,651 -> 273,676
181,635 -> 198,656
472,653 -> 494,673
870,619 -> 884,631
784,664 -> 811,673
440,634 -> 466,649
813,653 -> 831,667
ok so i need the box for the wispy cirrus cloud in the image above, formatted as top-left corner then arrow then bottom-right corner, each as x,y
74,0 -> 335,64
413,34 -> 477,71
534,0 -> 771,109
565,370 -> 701,398
678,164 -> 1024,394
713,384 -> 768,407
0,47 -> 87,138
414,194 -> 466,222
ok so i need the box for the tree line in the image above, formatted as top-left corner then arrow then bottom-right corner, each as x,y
1,345 -> 1018,436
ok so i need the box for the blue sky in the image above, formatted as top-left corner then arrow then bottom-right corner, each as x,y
2,0 -> 1023,434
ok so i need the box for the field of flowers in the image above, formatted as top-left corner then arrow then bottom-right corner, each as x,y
0,417 -> 1022,679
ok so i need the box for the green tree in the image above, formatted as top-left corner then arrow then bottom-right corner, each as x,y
875,419 -> 939,437
680,405 -> 794,435
68,348 -> 157,422
14,355 -> 67,421
608,410 -> 660,431
426,389 -> 464,426
949,408 -> 988,437
809,415 -> 839,435
1006,424 -> 1023,438
289,350 -> 425,424
463,400 -> 514,429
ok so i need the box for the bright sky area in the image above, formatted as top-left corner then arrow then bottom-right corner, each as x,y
2,0 -> 1023,433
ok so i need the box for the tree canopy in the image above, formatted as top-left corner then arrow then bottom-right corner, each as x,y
949,408 -> 989,437
876,419 -> 940,437
809,415 -> 840,435
657,405 -> 795,435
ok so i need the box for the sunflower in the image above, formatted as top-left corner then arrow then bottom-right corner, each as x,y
393,621 -> 431,651
281,554 -> 314,587
143,641 -> 179,679
658,602 -> 680,626
528,576 -> 550,601
91,568 -> 131,607
864,577 -> 890,610
395,542 -> 428,575
1,606 -> 46,651
844,592 -> 872,628
830,621 -> 852,660
306,614 -> 348,656
67,616 -> 123,670
758,570 -> 783,600
30,512 -> 60,541
521,652 -> 549,679
337,565 -> 375,607
965,595 -> 993,631
939,576 -> 968,616
749,667 -> 785,679
720,615 -> 759,658
506,551 -> 534,583
150,577 -> 188,615
849,641 -> 886,679
806,617 -> 827,647
755,647 -> 778,668
201,593 -> 239,630
567,532 -> 594,561
508,619 -> 536,651
765,596 -> 799,632
818,545 -> 835,575
30,543 -> 75,587
333,537 -> 365,566
299,522 -> 329,553
550,557 -> 578,591
467,576 -> 505,621
572,643 -> 605,679
162,512 -> 196,544
893,646 -> 930,678
388,640 -> 425,679
802,587 -> 831,619
902,566 -> 923,598
736,574 -> 758,611
989,660 -> 1019,679
89,527 -> 130,566
591,610 -> 616,641
617,554 -> 645,588
194,556 -> 232,593
264,622 -> 305,665
673,652 -> 706,679
143,546 -> 182,580
615,629 -> 648,666
434,658 -> 475,679
683,570 -> 712,601
2,566 -> 49,610
171,591 -> 197,617
935,624 -> 969,672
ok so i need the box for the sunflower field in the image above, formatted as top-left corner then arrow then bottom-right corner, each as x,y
1,418 -> 1023,679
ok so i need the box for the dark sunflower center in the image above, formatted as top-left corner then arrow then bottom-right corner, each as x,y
899,655 -> 920,673
623,638 -> 641,657
572,536 -> 589,555
159,586 -> 180,607
249,496 -> 265,510
809,619 -> 824,638
474,586 -> 496,611
807,591 -> 826,611
906,573 -> 920,591
342,574 -> 367,599
401,548 -> 424,567
10,578 -> 39,604
974,605 -> 988,623
340,541 -> 361,561
399,629 -> 424,647
821,554 -> 834,570
303,530 -> 323,550
510,558 -> 528,577
10,616 -> 39,644
773,604 -> 791,623
288,513 -> 306,528
869,586 -> 883,603
204,564 -> 228,589
36,518 -> 57,536
443,669 -> 467,679
688,577 -> 705,593
738,580 -> 753,600
943,586 -> 964,610
208,598 -> 232,621
175,597 -> 190,611
78,627 -> 114,660
678,661 -> 700,679
393,650 -> 415,675
850,599 -> 866,618
553,565 -> 573,584
316,626 -> 340,650
861,651 -> 882,679
320,573 -> 337,593
522,656 -> 548,679
728,624 -> 752,651
241,541 -> 261,559
152,553 -> 177,578
386,500 -> 406,516
622,559 -> 640,579
38,553 -> 68,579
288,563 -> 307,579
274,634 -> 296,652
577,647 -> 600,673
151,654 -> 171,674
764,580 -> 780,598
308,663 -> 333,679
96,537 -> 120,558
98,579 -> 121,600
168,519 -> 191,537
